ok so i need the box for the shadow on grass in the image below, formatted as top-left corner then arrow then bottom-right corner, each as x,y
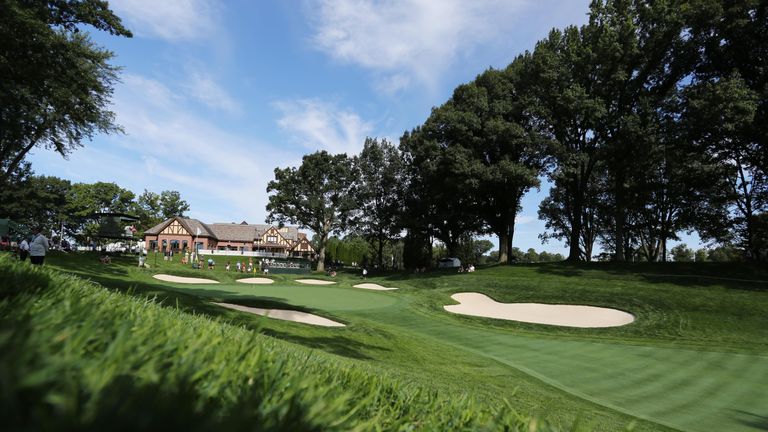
260,328 -> 390,360
733,409 -> 768,431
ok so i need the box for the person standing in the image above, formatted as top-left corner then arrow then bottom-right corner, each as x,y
18,237 -> 30,261
29,229 -> 49,266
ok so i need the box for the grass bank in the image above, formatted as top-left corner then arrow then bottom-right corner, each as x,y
0,255 -> 567,431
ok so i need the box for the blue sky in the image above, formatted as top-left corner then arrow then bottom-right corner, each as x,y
27,0 -> 704,254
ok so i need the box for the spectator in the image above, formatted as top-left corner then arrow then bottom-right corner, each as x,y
18,237 -> 29,261
225,261 -> 231,271
138,254 -> 146,268
362,268 -> 368,279
208,258 -> 215,270
29,228 -> 49,266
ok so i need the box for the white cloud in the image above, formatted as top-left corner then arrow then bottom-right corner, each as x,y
106,73 -> 291,222
309,0 -> 527,91
110,0 -> 218,42
183,71 -> 241,114
273,99 -> 374,155
515,215 -> 536,225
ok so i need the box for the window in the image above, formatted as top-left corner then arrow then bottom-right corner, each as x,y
267,235 -> 277,243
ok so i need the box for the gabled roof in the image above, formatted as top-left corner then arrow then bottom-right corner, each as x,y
185,218 -> 216,237
144,216 -> 215,237
263,226 -> 300,241
144,217 -> 308,243
290,236 -> 314,252
209,224 -> 257,242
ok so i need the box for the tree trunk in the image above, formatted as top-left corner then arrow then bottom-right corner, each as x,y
447,241 -> 458,258
568,198 -> 583,261
614,178 -> 626,262
317,233 -> 328,272
506,217 -> 516,264
497,229 -> 509,264
377,232 -> 385,269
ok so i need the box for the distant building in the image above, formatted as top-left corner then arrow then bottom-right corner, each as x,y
143,216 -> 314,258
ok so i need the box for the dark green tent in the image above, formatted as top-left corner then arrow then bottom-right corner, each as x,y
91,213 -> 139,240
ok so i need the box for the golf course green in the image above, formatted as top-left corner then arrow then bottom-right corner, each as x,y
5,252 -> 768,431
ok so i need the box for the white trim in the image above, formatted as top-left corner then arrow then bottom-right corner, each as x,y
198,249 -> 288,258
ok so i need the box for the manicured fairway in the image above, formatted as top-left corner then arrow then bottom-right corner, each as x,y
42,253 -> 768,431
356,304 -> 768,432
158,276 -> 768,431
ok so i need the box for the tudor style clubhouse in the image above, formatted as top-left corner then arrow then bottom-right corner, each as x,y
143,216 -> 315,258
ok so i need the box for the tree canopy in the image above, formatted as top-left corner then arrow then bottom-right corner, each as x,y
270,0 -> 767,264
0,0 -> 132,183
266,151 -> 357,272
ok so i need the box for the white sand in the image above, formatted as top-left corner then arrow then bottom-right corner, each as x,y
295,279 -> 337,285
153,274 -> 219,284
353,283 -> 398,291
444,292 -> 635,328
213,302 -> 345,327
235,277 -> 274,284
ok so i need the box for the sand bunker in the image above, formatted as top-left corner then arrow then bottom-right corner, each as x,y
235,277 -> 274,284
213,302 -> 345,327
295,279 -> 337,285
353,283 -> 398,291
444,292 -> 635,328
153,274 -> 219,284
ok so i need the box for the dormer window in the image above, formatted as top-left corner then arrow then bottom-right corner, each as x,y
267,235 -> 277,243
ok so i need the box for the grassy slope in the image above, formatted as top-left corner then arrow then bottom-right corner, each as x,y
0,255 -> 563,431
41,252 -> 768,431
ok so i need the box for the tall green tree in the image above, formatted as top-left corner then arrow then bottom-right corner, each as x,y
65,182 -> 135,241
399,127 -> 483,258
159,190 -> 190,219
0,172 -> 72,235
539,178 -> 602,261
134,190 -> 163,232
683,1 -> 768,261
585,0 -> 697,261
0,0 -> 132,183
352,138 -> 405,268
683,74 -> 764,260
266,151 -> 356,272
529,25 -> 606,261
429,64 -> 547,264
690,0 -> 767,177
670,243 -> 694,262
134,189 -> 190,233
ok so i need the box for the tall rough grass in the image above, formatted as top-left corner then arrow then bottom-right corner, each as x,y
0,257 -> 565,431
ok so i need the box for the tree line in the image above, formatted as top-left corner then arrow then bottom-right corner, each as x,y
267,0 -> 767,270
0,169 -> 189,245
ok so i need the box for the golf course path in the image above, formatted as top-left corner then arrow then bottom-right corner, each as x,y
444,292 -> 635,328
214,302 -> 345,327
358,304 -> 768,432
